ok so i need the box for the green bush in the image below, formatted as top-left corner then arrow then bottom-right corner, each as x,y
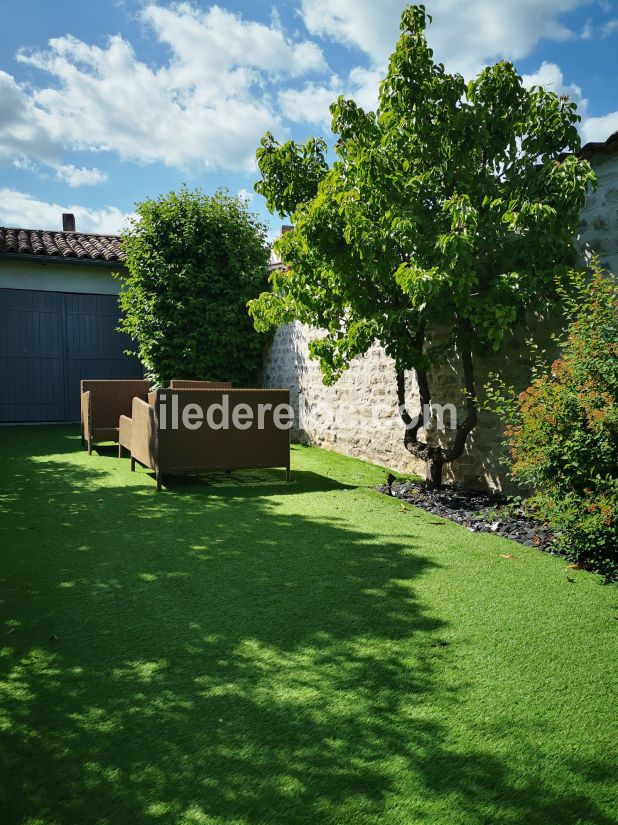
118,187 -> 270,387
486,262 -> 618,579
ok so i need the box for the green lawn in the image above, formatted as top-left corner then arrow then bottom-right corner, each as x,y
0,426 -> 616,825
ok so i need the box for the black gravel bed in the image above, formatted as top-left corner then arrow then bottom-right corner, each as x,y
378,479 -> 556,550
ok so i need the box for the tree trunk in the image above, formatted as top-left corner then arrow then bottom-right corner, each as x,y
426,457 -> 444,490
397,367 -> 446,488
396,319 -> 478,490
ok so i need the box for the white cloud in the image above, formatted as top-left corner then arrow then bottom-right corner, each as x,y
580,112 -> 618,144
1,3 -> 327,175
300,0 -> 403,65
580,18 -> 593,38
237,187 -> 254,203
54,164 -> 108,187
279,77 -> 343,129
278,66 -> 383,131
0,70 -> 59,166
602,19 -> 618,36
346,66 -> 383,112
522,61 -> 587,113
12,157 -> 40,174
146,3 -> 326,79
2,0 -> 616,182
300,0 -> 592,78
0,189 -> 133,234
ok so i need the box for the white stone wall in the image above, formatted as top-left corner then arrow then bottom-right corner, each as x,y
577,152 -> 618,275
262,151 -> 618,489
262,320 -> 540,489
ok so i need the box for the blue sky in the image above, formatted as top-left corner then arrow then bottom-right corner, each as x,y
1,0 -> 618,240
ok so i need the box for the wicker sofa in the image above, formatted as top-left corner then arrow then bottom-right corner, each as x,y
126,388 -> 291,491
169,380 -> 232,389
80,379 -> 149,455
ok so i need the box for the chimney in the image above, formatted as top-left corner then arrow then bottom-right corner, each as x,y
62,213 -> 76,232
281,224 -> 294,235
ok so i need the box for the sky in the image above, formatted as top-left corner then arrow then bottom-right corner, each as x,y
1,0 -> 618,240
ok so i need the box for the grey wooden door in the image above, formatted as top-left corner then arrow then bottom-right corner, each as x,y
0,288 -> 143,423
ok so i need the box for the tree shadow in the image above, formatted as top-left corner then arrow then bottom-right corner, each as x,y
0,427 -> 615,825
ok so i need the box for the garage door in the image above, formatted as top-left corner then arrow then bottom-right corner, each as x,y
0,288 -> 143,423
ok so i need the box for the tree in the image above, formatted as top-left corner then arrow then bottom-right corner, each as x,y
248,4 -> 596,488
118,187 -> 270,387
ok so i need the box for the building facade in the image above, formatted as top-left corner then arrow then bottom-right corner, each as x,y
0,217 -> 142,423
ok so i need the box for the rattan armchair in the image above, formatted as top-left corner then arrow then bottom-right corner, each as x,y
80,379 -> 149,455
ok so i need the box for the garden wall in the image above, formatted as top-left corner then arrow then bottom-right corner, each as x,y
262,144 -> 618,489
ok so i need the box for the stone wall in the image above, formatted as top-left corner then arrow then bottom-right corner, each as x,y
577,150 -> 618,275
262,148 -> 618,489
262,320 -> 544,489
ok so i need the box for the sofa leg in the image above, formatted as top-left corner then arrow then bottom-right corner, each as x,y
88,438 -> 92,456
130,457 -> 135,472
118,444 -> 123,458
286,467 -> 291,483
156,470 -> 162,492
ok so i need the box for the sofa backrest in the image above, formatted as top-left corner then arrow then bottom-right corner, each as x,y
169,380 -> 233,389
150,388 -> 291,473
81,379 -> 150,429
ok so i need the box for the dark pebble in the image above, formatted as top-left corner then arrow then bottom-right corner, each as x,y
378,479 -> 555,552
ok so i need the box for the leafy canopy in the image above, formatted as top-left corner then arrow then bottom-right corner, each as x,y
118,187 -> 270,387
250,4 -> 596,385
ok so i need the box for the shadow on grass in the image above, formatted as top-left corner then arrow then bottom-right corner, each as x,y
0,427 -> 615,825
94,443 -> 353,494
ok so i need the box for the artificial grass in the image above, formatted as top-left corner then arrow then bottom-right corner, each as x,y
0,426 -> 616,825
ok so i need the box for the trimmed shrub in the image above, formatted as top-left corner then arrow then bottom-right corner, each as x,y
485,262 -> 618,579
118,187 -> 270,387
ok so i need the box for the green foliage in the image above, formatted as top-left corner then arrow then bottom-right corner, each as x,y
485,262 -> 618,579
117,187 -> 270,387
255,133 -> 329,216
250,5 -> 595,383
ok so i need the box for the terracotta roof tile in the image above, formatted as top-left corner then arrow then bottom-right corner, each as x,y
0,227 -> 125,263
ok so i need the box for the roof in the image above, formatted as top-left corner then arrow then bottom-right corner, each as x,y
580,130 -> 618,160
0,227 -> 124,265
